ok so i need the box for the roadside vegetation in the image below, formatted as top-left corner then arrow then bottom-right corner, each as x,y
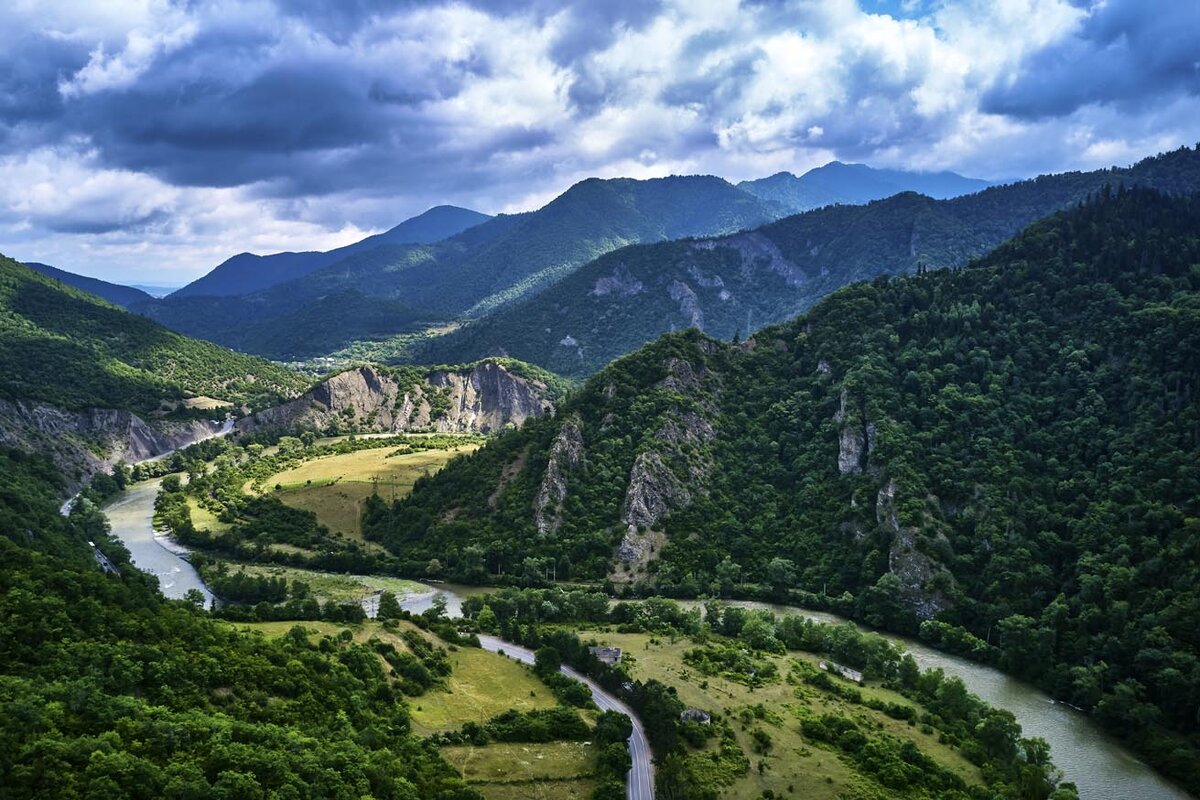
459,587 -> 1080,800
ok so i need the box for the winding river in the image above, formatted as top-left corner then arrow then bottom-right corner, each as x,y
101,482 -> 1194,800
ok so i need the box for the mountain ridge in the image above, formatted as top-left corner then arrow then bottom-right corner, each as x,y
408,145 -> 1200,376
738,160 -> 992,213
364,186 -> 1200,793
23,261 -> 154,309
170,204 -> 492,298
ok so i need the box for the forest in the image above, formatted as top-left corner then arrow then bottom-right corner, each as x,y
0,255 -> 305,414
366,187 -> 1200,792
0,445 -> 480,799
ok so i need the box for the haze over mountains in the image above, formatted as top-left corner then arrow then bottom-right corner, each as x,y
171,204 -> 492,298
738,161 -> 993,214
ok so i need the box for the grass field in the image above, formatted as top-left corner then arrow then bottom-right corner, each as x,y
186,497 -> 230,533
411,646 -> 558,734
441,742 -> 597,799
263,444 -> 478,539
212,562 -> 426,603
583,630 -> 983,800
235,617 -> 557,735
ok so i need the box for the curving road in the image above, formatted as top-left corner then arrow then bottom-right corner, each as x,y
478,634 -> 655,800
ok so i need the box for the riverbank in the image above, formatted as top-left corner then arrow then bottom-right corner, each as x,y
99,480 -> 1194,800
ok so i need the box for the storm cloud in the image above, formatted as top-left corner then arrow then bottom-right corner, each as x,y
0,0 -> 1197,283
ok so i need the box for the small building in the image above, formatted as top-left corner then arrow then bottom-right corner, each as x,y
589,646 -> 622,665
680,708 -> 711,725
819,660 -> 864,684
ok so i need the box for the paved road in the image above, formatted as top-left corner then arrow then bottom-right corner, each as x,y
478,635 -> 655,800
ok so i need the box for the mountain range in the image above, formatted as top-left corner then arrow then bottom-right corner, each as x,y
24,261 -> 155,308
133,174 -> 783,359
170,204 -> 492,298
408,145 -> 1200,376
738,160 -> 992,214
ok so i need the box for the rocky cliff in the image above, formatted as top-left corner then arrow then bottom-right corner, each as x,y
236,360 -> 556,436
0,399 -> 228,495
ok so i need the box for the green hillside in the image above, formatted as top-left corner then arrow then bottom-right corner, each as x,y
0,447 -> 479,799
139,175 -> 780,360
365,187 -> 1200,792
0,254 -> 305,413
410,145 -> 1200,377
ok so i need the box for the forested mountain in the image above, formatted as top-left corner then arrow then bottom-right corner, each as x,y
24,261 -> 154,308
170,204 -> 491,298
0,447 -> 480,799
139,175 -> 781,359
739,161 -> 992,214
0,254 -> 304,414
365,187 -> 1200,792
412,145 -> 1200,377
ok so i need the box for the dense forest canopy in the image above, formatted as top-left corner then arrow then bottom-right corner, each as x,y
366,187 -> 1200,792
0,446 -> 480,799
0,254 -> 305,414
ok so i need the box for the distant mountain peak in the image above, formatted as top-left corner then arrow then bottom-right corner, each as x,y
740,161 -> 991,214
170,205 -> 491,299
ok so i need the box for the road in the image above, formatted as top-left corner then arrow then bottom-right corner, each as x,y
478,635 -> 655,800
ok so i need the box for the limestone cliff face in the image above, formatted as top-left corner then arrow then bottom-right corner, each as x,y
0,399 -> 227,495
533,415 -> 584,537
834,388 -> 875,475
237,361 -> 554,436
614,356 -> 720,574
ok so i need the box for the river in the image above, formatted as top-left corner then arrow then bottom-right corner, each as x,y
103,478 -> 215,609
100,482 -> 1193,800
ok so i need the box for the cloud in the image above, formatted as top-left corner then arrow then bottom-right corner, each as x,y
982,0 -> 1200,119
0,0 -> 1197,284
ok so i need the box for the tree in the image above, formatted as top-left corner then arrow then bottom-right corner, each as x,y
740,615 -> 783,653
476,604 -> 498,633
534,645 -> 561,677
377,591 -> 403,621
765,557 -> 796,598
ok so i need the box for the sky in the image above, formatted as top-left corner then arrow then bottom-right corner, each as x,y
1,0 -> 1197,285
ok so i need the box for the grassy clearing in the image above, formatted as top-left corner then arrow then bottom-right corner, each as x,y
186,497 -> 230,534
583,630 -> 983,800
410,646 -> 557,735
212,561 -> 425,603
441,741 -> 597,783
463,779 -> 596,800
263,445 -> 478,539
228,618 -> 558,737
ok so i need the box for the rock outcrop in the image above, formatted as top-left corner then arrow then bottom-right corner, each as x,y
613,355 -> 720,577
237,361 -> 554,436
876,478 -> 952,619
834,389 -> 875,475
0,399 -> 228,495
534,416 -> 584,536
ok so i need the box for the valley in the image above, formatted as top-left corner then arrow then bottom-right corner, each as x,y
93,442 -> 1189,799
5,5 -> 1198,800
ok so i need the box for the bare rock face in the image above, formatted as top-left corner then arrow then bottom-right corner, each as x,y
668,280 -> 705,331
834,389 -> 875,475
0,399 -> 227,495
622,450 -> 690,532
613,355 -> 720,577
590,263 -> 645,297
692,231 -> 807,287
237,361 -> 554,436
876,478 -> 952,619
534,415 -> 584,536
